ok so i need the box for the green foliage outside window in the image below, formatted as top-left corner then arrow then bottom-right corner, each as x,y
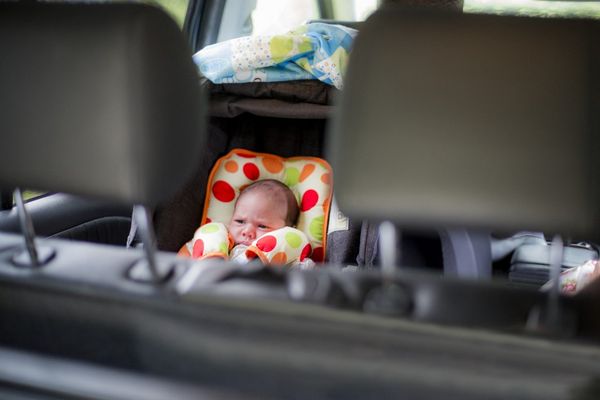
22,191 -> 45,202
143,0 -> 189,27
465,0 -> 600,19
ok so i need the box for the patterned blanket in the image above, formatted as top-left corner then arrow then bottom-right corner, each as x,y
193,22 -> 358,89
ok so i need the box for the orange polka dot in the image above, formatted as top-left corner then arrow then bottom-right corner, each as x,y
239,184 -> 249,192
300,164 -> 315,182
262,157 -> 284,173
177,246 -> 191,257
271,252 -> 288,265
225,160 -> 238,173
321,173 -> 331,184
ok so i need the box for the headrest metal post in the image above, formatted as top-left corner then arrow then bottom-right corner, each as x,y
526,234 -> 566,333
379,221 -> 400,280
363,221 -> 411,316
14,188 -> 39,267
546,234 -> 564,328
132,205 -> 161,282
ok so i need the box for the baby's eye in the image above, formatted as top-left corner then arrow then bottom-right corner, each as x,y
235,219 -> 245,225
258,224 -> 268,229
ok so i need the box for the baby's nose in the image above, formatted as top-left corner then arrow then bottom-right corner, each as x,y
243,226 -> 256,239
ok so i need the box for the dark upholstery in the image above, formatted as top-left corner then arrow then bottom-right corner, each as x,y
0,3 -> 206,207
328,6 -> 600,242
153,81 -> 330,251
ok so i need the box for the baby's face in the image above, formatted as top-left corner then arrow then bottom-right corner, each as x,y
228,190 -> 287,246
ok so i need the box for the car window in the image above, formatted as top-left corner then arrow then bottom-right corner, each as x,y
217,0 -> 379,42
464,0 -> 600,19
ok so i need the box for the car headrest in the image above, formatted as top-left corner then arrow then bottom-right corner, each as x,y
0,3 -> 206,207
328,6 -> 600,241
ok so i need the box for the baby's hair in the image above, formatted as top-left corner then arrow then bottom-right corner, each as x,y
237,179 -> 299,226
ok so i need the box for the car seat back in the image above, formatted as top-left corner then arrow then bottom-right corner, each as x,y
0,2 -> 205,206
329,5 -> 600,243
0,2 -> 205,274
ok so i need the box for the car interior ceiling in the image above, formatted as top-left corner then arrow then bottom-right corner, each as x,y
0,1 -> 600,399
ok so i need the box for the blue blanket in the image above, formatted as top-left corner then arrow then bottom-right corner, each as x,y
193,23 -> 358,89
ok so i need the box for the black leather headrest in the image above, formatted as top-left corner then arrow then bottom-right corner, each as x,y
328,6 -> 600,240
0,3 -> 206,206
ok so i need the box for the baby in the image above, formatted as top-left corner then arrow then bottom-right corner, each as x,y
228,179 -> 299,247
180,179 -> 313,266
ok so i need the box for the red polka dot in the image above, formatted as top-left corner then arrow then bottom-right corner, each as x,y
212,180 -> 235,202
301,190 -> 319,211
192,239 -> 204,258
205,217 -> 212,223
256,235 -> 277,253
312,247 -> 324,262
243,163 -> 260,180
300,243 -> 312,261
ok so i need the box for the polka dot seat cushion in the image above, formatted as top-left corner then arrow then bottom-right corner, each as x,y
199,148 -> 333,262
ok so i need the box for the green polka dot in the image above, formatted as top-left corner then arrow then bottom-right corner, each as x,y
270,35 -> 312,64
219,242 -> 229,254
200,224 -> 219,234
298,40 -> 312,55
285,232 -> 302,249
270,36 -> 294,63
296,57 -> 313,74
284,167 -> 300,187
309,216 -> 324,241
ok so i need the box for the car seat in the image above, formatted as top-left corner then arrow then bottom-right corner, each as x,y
177,148 -> 334,263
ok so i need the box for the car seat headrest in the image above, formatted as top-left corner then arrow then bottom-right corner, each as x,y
0,3 -> 206,207
328,6 -> 600,241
